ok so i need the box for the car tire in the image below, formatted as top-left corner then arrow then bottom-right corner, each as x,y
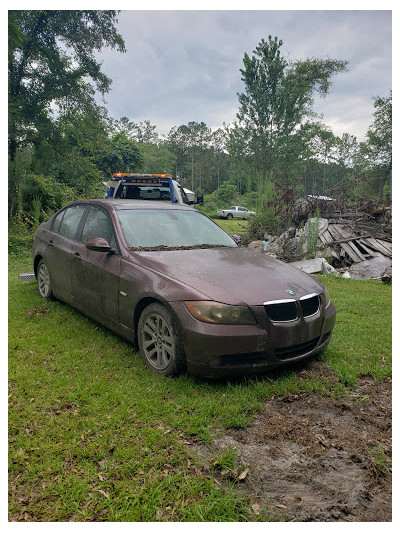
138,302 -> 186,376
37,258 -> 55,300
227,213 -> 233,220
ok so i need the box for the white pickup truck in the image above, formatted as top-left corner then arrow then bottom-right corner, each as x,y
217,206 -> 256,220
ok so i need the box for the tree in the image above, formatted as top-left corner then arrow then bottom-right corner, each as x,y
8,10 -> 125,219
134,120 -> 159,144
168,122 -> 211,190
236,36 -> 348,193
9,10 -> 125,162
210,128 -> 227,189
109,116 -> 137,139
53,103 -> 111,193
139,142 -> 177,174
308,124 -> 337,193
110,117 -> 159,144
97,132 -> 143,176
359,92 -> 392,201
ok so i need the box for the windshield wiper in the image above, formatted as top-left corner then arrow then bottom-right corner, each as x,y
129,244 -> 232,252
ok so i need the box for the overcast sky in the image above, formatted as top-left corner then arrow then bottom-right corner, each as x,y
95,8 -> 392,142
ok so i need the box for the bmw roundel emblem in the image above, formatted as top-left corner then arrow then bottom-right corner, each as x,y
286,289 -> 295,296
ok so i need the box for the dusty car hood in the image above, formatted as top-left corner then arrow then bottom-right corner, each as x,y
131,247 -> 324,306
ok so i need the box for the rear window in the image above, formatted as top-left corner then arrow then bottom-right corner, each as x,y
53,205 -> 86,239
116,184 -> 171,201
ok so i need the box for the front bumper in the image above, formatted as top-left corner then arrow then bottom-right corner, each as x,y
169,300 -> 337,378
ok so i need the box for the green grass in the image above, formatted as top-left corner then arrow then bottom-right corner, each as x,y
8,253 -> 391,521
214,218 -> 250,238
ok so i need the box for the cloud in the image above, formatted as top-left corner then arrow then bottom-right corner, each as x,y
97,10 -> 391,140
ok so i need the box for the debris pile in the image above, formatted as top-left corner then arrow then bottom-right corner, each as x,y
250,204 -> 392,281
318,221 -> 392,268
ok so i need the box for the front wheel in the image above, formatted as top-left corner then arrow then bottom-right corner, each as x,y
138,303 -> 186,376
37,258 -> 54,300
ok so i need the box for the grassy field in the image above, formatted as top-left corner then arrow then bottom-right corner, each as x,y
8,250 -> 391,522
213,217 -> 250,238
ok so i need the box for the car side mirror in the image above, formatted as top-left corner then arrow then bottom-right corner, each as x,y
232,234 -> 241,244
85,237 -> 113,253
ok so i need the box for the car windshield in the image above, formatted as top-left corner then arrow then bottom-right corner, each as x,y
117,209 -> 237,250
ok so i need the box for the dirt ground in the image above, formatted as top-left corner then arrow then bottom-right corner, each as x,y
192,362 -> 392,522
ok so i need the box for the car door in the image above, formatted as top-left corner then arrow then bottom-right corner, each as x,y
235,207 -> 243,219
71,205 -> 121,324
46,204 -> 87,302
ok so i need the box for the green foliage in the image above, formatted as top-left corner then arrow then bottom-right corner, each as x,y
212,446 -> 239,472
358,91 -> 392,200
370,444 -> 391,475
257,180 -> 279,211
8,223 -> 35,256
244,208 -> 281,243
168,121 -> 212,191
139,142 -> 177,174
8,10 -> 125,160
215,182 -> 238,205
8,10 -> 126,219
98,132 -> 144,176
305,210 -> 320,259
20,172 -> 76,216
32,195 -> 42,227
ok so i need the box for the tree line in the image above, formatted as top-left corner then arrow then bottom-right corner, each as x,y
9,10 -> 391,230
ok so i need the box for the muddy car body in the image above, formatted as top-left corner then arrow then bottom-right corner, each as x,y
33,199 -> 336,378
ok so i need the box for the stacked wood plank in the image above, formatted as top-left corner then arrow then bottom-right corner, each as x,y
319,223 -> 392,265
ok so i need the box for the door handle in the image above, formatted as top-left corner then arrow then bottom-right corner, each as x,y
74,252 -> 81,257
48,240 -> 53,247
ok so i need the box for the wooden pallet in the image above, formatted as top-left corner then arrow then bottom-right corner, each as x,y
319,224 -> 392,263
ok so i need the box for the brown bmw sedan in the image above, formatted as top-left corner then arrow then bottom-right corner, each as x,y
33,199 -> 336,378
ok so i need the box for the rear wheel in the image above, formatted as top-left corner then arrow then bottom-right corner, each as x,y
138,303 -> 186,376
37,259 -> 54,300
227,213 -> 233,220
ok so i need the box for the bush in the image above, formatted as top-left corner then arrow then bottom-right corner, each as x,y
215,182 -> 238,205
243,208 -> 282,244
20,172 -> 76,216
8,222 -> 35,256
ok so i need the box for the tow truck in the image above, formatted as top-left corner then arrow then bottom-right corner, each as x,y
105,173 -> 203,206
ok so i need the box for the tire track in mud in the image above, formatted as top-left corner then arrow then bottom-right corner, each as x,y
192,371 -> 391,522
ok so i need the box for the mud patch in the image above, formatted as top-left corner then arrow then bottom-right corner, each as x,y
193,374 -> 392,522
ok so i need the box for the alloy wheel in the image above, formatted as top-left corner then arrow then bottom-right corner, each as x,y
141,312 -> 174,370
38,263 -> 50,298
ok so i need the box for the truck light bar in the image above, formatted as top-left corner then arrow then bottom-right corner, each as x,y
117,178 -> 170,185
112,173 -> 172,178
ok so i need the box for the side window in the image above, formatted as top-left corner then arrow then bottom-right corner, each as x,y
179,186 -> 190,205
57,205 -> 86,239
52,210 -> 65,233
81,206 -> 116,247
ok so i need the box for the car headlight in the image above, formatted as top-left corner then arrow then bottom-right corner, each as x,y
184,301 -> 256,325
323,286 -> 331,309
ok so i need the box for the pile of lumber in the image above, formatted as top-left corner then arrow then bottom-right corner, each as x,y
319,223 -> 392,266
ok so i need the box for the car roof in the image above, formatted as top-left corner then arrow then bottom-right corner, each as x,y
73,199 -> 195,212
